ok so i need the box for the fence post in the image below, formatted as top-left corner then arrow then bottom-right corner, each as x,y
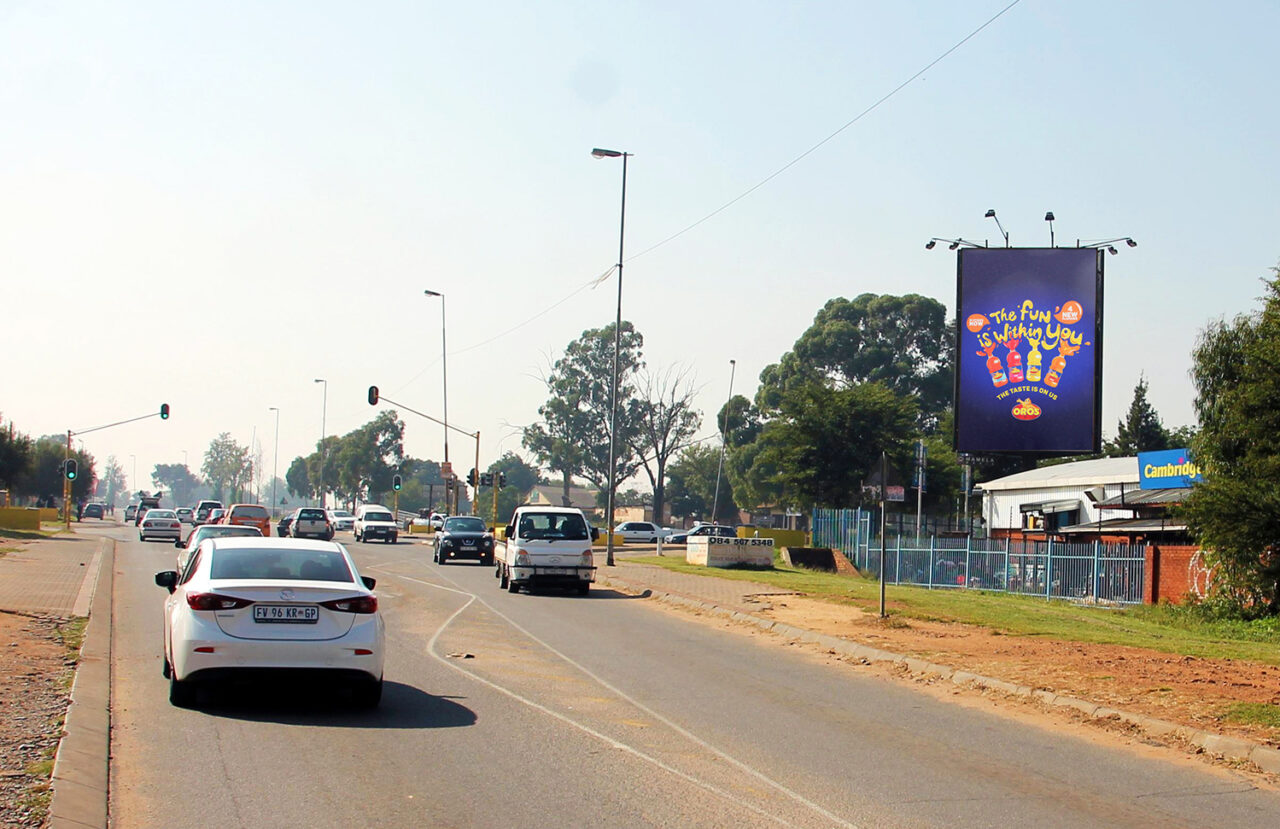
895,535 -> 902,584
965,534 -> 971,590
928,534 -> 935,589
1004,536 -> 1010,593
1093,539 -> 1101,600
1046,536 -> 1053,598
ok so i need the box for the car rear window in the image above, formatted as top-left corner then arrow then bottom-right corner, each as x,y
231,505 -> 269,519
210,547 -> 354,582
298,509 -> 326,519
197,526 -> 262,542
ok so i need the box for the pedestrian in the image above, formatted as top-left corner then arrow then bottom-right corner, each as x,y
76,500 -> 84,521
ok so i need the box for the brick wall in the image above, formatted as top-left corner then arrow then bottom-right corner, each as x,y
1145,544 -> 1210,604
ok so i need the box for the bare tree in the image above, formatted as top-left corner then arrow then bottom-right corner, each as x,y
630,364 -> 702,527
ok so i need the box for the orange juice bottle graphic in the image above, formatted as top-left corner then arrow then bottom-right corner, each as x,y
1044,342 -> 1079,388
980,344 -> 1007,388
1005,339 -> 1023,383
1026,337 -> 1043,382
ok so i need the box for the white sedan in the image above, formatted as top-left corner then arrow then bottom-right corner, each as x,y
612,521 -> 670,543
154,537 -> 385,708
139,509 -> 183,542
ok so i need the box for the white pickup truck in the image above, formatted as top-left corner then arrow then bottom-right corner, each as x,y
498,505 -> 598,595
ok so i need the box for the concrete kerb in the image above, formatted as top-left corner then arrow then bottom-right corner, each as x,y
49,536 -> 112,829
596,570 -> 1280,777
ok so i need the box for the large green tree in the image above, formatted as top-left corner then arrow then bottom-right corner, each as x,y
19,436 -> 95,503
98,455 -> 128,507
0,415 -> 33,493
202,433 -> 252,502
1183,267 -> 1280,615
665,442 -> 733,524
153,463 -> 201,506
1106,375 -> 1170,456
758,294 -> 952,427
523,321 -> 644,505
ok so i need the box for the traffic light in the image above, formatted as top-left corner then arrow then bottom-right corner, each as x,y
367,386 -> 379,405
498,472 -> 507,488
64,459 -> 78,481
467,468 -> 478,487
392,474 -> 402,491
160,403 -> 170,420
480,472 -> 493,487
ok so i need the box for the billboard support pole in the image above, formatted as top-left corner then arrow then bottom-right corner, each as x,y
879,451 -> 887,619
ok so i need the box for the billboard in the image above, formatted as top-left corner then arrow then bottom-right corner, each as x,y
954,248 -> 1103,455
1138,448 -> 1203,489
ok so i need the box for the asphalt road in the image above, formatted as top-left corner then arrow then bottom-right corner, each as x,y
102,526 -> 1280,828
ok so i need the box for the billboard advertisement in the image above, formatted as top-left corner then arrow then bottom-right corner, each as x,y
1138,448 -> 1203,489
954,248 -> 1103,454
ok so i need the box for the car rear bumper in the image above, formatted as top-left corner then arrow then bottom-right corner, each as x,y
173,628 -> 385,682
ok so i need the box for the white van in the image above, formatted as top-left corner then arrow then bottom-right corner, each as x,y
353,504 -> 399,544
498,506 -> 598,595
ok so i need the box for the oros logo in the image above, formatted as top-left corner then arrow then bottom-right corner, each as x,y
1054,301 -> 1083,325
1011,398 -> 1041,421
965,314 -> 989,333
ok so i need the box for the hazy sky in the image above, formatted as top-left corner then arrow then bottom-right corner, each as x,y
5,1 -> 1278,496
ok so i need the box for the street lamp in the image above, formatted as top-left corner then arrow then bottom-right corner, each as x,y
711,359 -> 737,524
592,146 -> 631,567
268,407 -> 280,518
424,289 -> 450,512
314,379 -> 327,508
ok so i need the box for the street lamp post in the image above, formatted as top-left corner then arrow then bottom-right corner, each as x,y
711,359 -> 737,524
269,407 -> 280,518
423,290 -> 450,513
314,379 -> 327,508
592,146 -> 630,567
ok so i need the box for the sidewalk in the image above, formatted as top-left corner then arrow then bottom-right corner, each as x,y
0,530 -> 112,829
596,558 -> 1280,776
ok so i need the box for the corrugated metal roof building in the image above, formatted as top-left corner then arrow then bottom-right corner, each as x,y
974,457 -> 1138,535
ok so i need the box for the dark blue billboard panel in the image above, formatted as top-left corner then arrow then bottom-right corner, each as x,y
954,248 -> 1103,454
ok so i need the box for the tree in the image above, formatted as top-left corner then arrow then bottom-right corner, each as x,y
752,382 -> 917,508
0,415 -> 32,493
98,455 -> 128,507
1106,375 -> 1170,456
202,433 -> 252,502
1183,266 -> 1280,615
523,321 -> 644,505
630,365 -> 701,526
152,463 -> 201,506
18,436 -> 95,503
758,294 -> 952,427
476,452 -> 542,526
665,443 -> 727,524
286,456 -> 312,500
331,411 -> 405,504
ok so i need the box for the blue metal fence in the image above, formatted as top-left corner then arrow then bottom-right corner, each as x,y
811,508 -> 1146,604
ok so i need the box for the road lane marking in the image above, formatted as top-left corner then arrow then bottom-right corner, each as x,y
376,566 -> 859,829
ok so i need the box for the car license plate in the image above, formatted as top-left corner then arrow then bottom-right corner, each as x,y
461,544 -> 475,549
543,567 -> 571,575
253,605 -> 318,624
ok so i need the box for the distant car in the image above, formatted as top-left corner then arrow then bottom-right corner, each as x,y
291,507 -> 334,540
207,508 -> 226,525
328,509 -> 355,533
83,503 -> 105,520
667,524 -> 736,545
125,504 -> 138,522
139,509 -> 183,543
194,500 -> 223,525
353,505 -> 398,543
433,515 -> 495,566
174,523 -> 265,573
277,514 -> 294,537
154,537 -> 385,708
224,504 -> 271,536
612,521 -> 668,543
175,507 -> 195,525
430,512 -> 447,530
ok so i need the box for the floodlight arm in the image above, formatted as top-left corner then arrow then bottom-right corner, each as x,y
925,237 -> 986,250
1078,237 -> 1137,249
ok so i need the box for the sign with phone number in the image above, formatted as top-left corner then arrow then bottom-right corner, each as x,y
705,537 -> 775,547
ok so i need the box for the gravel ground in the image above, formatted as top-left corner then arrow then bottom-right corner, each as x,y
0,611 -> 79,829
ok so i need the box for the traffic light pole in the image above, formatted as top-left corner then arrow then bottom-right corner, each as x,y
367,387 -> 479,518
64,405 -> 171,529
64,430 -> 72,529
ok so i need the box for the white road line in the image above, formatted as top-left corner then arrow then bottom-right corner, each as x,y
374,564 -> 859,829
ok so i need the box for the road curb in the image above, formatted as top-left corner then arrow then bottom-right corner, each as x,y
597,571 -> 1280,776
49,536 -> 112,829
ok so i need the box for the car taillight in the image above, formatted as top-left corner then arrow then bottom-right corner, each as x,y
320,595 -> 378,614
187,592 -> 254,611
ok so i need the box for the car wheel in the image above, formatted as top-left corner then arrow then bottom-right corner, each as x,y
507,574 -> 520,593
649,536 -> 657,543
354,531 -> 362,542
168,673 -> 197,708
482,555 -> 494,567
352,677 -> 383,709
499,564 -> 509,589
161,655 -> 171,679
578,581 -> 590,596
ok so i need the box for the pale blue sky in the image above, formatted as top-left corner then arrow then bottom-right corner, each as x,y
4,1 -> 1278,494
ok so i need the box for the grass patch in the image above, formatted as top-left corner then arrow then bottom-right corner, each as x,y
0,544 -> 19,558
1224,702 -> 1280,730
0,527 -> 54,540
55,617 -> 88,657
629,556 -> 1280,665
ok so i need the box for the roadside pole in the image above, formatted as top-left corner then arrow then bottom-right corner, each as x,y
491,479 -> 499,530
879,450 -> 888,618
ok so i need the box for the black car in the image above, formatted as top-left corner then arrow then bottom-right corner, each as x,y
433,515 -> 495,566
83,503 -> 105,520
276,514 -> 294,537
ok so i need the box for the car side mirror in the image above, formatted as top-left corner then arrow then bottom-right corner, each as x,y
505,525 -> 514,538
591,527 -> 600,541
361,576 -> 376,590
155,571 -> 178,593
